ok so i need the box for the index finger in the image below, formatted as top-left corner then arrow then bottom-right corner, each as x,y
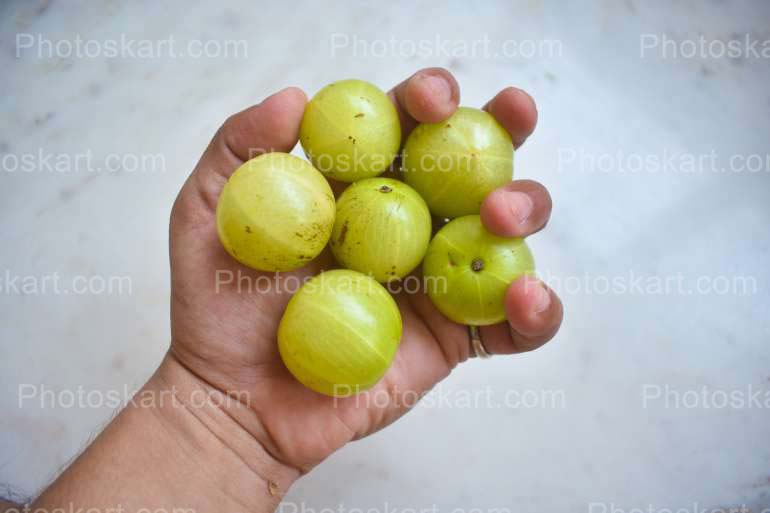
387,67 -> 460,144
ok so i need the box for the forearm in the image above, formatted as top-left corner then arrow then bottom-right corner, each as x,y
33,354 -> 300,513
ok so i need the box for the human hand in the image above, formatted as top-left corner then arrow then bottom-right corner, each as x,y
167,66 -> 564,494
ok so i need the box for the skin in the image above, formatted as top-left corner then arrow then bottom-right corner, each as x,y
30,68 -> 564,513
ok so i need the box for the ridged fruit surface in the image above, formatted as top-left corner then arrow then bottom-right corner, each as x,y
278,270 -> 402,397
300,79 -> 401,182
216,153 -> 335,272
423,215 -> 534,325
403,107 -> 512,218
330,178 -> 431,282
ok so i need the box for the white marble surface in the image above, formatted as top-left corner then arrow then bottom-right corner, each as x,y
1,0 -> 769,511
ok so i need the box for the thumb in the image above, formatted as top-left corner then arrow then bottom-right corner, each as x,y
171,87 -> 308,236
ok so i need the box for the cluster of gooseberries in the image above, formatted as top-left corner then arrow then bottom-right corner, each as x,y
216,79 -> 534,397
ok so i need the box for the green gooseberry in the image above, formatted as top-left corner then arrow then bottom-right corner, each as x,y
402,107 -> 513,218
330,178 -> 431,282
422,215 -> 535,326
300,79 -> 401,182
278,270 -> 402,397
216,152 -> 335,272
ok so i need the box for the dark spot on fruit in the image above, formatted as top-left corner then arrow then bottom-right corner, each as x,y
391,265 -> 396,269
447,254 -> 456,266
347,135 -> 357,144
338,221 -> 349,245
245,226 -> 252,234
379,185 -> 393,193
471,258 -> 485,272
355,113 -> 364,118
445,123 -> 452,128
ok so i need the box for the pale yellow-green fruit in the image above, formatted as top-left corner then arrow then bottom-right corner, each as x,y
278,270 -> 403,397
300,79 -> 401,182
423,215 -> 535,326
216,153 -> 335,272
402,107 -> 513,218
330,178 -> 431,282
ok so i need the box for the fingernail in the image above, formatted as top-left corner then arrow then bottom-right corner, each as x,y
534,283 -> 551,313
506,191 -> 533,224
421,75 -> 452,106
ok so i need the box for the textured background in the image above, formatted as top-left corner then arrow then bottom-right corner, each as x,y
1,1 -> 769,511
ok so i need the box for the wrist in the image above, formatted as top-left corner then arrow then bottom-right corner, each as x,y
34,353 -> 300,513
152,352 -> 302,507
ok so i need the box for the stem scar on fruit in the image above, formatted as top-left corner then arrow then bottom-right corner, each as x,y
423,215 -> 534,325
330,178 -> 431,283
